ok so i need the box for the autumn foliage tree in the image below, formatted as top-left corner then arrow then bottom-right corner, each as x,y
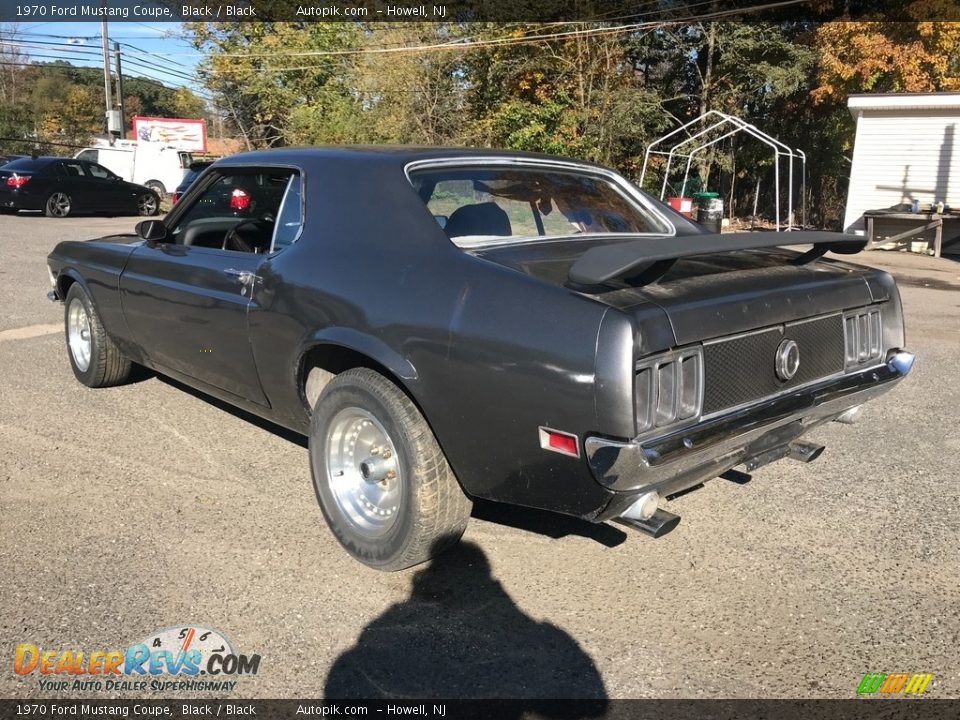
813,20 -> 960,102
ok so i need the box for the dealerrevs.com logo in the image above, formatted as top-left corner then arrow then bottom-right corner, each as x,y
14,625 -> 261,693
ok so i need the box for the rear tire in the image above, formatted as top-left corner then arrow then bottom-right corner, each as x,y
45,192 -> 72,218
137,192 -> 160,216
63,283 -> 132,388
309,368 -> 472,571
144,181 -> 165,197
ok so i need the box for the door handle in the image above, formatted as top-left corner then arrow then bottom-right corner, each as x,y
224,268 -> 260,286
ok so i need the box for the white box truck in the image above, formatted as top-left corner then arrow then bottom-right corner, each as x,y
75,140 -> 192,197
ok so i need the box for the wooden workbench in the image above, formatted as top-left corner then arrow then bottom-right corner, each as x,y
863,211 -> 959,258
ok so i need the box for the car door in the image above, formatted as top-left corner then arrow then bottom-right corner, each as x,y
119,167 -> 299,405
83,161 -> 135,212
56,160 -> 96,210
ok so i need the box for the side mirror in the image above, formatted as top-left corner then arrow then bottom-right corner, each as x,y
136,219 -> 168,246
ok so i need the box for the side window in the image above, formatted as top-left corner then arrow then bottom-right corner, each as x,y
168,168 -> 297,254
271,174 -> 303,251
76,149 -> 98,163
86,163 -> 114,180
62,162 -> 86,178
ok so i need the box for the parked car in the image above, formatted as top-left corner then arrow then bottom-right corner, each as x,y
171,160 -> 214,205
75,139 -> 190,197
0,153 -> 26,166
1,156 -> 160,218
46,147 -> 914,570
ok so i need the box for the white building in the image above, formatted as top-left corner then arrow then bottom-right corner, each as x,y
843,92 -> 960,235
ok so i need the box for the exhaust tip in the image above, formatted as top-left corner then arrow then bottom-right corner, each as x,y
616,507 -> 681,538
788,441 -> 825,463
621,491 -> 660,521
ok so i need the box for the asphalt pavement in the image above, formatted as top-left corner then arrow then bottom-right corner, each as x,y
1,214 -> 958,699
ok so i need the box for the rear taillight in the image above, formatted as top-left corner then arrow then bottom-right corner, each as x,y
635,347 -> 703,435
5,174 -> 29,188
171,192 -> 181,205
844,307 -> 882,368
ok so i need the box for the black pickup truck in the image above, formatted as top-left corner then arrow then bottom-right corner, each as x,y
46,147 -> 914,570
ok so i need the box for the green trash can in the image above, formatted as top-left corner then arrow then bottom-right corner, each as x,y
694,192 -> 723,234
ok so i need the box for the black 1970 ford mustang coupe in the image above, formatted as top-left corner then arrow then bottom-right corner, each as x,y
47,147 -> 914,570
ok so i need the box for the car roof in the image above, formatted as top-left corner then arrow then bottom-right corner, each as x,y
213,145 -> 608,172
1,156 -> 60,169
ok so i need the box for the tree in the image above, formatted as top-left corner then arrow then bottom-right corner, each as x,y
184,21 -> 364,148
813,20 -> 960,102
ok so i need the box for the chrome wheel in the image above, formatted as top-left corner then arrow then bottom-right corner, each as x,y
137,193 -> 158,216
325,407 -> 402,538
67,298 -> 92,372
47,192 -> 71,218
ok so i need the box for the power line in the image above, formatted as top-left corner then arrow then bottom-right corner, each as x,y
4,37 -> 199,80
2,37 -> 209,96
0,57 -> 212,102
118,40 -> 191,69
138,0 -> 804,60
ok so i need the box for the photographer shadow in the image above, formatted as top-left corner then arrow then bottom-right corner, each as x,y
324,539 -> 607,711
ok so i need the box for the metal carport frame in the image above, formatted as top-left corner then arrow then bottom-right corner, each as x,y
639,110 -> 806,231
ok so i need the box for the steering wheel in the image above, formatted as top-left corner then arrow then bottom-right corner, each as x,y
224,218 -> 267,253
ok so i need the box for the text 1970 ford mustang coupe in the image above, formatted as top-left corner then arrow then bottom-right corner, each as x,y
47,147 -> 914,570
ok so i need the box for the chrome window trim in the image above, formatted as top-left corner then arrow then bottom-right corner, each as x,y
268,172 -> 305,254
403,156 -> 677,241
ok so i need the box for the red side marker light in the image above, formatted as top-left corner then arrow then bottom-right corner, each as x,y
538,427 -> 580,458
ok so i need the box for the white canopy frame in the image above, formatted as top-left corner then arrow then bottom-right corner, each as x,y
639,110 -> 807,231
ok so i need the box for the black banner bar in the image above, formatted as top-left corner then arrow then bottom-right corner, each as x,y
3,699 -> 960,720
0,0 -> 958,23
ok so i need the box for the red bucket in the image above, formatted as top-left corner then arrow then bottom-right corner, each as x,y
667,197 -> 693,218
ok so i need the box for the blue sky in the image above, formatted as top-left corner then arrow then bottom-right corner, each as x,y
10,21 -> 203,93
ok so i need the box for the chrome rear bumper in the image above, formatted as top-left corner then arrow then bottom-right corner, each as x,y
586,351 -> 914,496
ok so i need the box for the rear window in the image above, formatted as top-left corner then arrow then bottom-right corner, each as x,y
409,164 -> 671,248
182,163 -> 212,184
2,158 -> 53,174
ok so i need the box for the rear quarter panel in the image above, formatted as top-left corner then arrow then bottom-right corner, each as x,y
49,238 -> 139,349
248,154 -> 621,516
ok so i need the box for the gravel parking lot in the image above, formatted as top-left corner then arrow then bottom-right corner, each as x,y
1,214 -> 958,699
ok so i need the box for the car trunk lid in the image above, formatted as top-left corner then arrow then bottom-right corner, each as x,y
472,239 -> 879,346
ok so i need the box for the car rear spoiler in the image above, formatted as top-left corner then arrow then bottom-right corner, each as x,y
567,231 -> 868,287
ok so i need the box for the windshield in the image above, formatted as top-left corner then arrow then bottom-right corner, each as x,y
409,164 -> 671,248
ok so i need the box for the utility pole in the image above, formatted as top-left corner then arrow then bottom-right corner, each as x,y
100,18 -> 112,131
100,14 -> 118,140
114,42 -> 125,139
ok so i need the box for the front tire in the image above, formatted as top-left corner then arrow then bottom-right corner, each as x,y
63,283 -> 132,387
309,368 -> 472,571
45,192 -> 72,218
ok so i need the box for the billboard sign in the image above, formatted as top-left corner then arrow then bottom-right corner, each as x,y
132,116 -> 207,153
